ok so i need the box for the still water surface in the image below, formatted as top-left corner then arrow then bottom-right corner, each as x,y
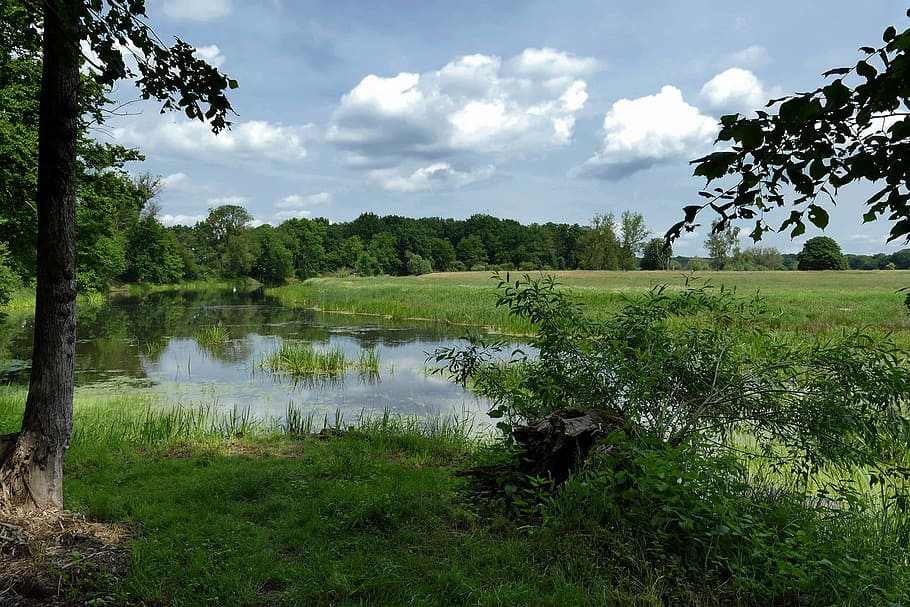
0,288 -> 498,424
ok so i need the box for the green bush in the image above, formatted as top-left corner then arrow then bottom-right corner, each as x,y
435,274 -> 910,603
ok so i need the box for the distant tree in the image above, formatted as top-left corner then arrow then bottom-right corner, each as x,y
891,249 -> 910,269
428,237 -> 456,272
405,251 -> 434,275
456,234 -> 488,268
797,236 -> 848,270
367,232 -> 400,275
580,213 -> 621,270
279,217 -> 327,279
619,211 -> 650,271
355,251 -> 381,276
641,238 -> 672,270
704,220 -> 741,270
340,235 -> 364,269
126,215 -> 185,283
687,256 -> 711,271
740,246 -> 784,271
198,205 -> 254,278
252,225 -> 293,285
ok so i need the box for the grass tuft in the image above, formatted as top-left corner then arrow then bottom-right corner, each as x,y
259,341 -> 382,379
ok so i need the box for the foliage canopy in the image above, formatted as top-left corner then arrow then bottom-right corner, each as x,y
669,10 -> 910,245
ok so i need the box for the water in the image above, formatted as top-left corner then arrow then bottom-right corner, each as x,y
0,288 -> 501,423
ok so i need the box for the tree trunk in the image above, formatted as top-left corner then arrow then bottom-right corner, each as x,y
0,1 -> 80,511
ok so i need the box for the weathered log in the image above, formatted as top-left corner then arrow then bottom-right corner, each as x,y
513,408 -> 615,483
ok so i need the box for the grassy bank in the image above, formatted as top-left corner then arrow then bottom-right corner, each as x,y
268,270 -> 910,340
1,386 -> 908,606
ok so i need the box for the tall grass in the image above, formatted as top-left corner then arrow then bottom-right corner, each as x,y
194,323 -> 230,347
260,341 -> 382,379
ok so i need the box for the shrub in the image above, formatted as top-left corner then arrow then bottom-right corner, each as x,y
435,274 -> 910,602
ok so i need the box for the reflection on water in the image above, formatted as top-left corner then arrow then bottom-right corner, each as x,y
0,288 -> 500,423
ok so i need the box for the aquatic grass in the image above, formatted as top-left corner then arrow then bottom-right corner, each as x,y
260,341 -> 383,379
194,323 -> 230,347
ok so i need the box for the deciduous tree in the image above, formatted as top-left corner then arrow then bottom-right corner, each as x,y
797,236 -> 848,270
0,0 -> 235,511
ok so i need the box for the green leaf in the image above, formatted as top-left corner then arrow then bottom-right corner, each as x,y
856,60 -> 877,80
807,205 -> 830,229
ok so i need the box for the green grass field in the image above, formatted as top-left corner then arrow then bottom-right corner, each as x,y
2,386 -> 906,606
269,270 -> 910,340
3,273 -> 909,605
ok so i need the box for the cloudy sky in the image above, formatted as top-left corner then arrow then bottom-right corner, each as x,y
97,0 -> 909,255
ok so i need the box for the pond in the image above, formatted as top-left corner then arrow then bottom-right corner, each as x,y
0,288 -> 501,425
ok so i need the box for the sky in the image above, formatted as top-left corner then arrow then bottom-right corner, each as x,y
95,0 -> 910,256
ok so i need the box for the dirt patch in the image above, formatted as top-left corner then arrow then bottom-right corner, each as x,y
0,508 -> 131,606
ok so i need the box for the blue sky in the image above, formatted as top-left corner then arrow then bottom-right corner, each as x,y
97,0 -> 910,255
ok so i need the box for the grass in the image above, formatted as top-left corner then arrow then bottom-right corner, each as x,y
0,387 -> 910,606
259,341 -> 381,379
194,323 -> 230,347
3,272 -> 910,604
0,384 -> 908,605
268,270 -> 910,341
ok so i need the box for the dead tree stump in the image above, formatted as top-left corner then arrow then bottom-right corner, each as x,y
513,408 -> 614,483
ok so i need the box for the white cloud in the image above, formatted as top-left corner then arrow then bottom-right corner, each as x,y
507,47 -> 602,80
326,48 -> 596,178
194,45 -> 226,68
369,163 -> 495,192
112,119 -> 311,164
159,213 -> 206,226
208,195 -> 249,206
276,192 -> 333,208
162,0 -> 232,21
726,45 -> 770,68
576,85 -> 718,180
160,172 -> 189,190
699,68 -> 769,115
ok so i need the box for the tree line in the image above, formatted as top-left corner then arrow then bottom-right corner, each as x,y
3,175 -> 910,301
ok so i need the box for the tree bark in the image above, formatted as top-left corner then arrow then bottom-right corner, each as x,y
0,0 -> 80,511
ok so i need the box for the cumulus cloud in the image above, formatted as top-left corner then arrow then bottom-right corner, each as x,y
699,68 -> 769,115
112,119 -> 311,164
162,0 -> 232,21
369,163 -> 495,192
576,85 -> 718,180
194,45 -> 226,68
507,47 -> 602,80
159,213 -> 206,227
326,48 -> 598,180
276,192 -> 333,208
160,172 -> 189,190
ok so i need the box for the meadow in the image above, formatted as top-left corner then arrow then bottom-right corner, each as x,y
2,270 -> 910,605
269,270 -> 910,340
